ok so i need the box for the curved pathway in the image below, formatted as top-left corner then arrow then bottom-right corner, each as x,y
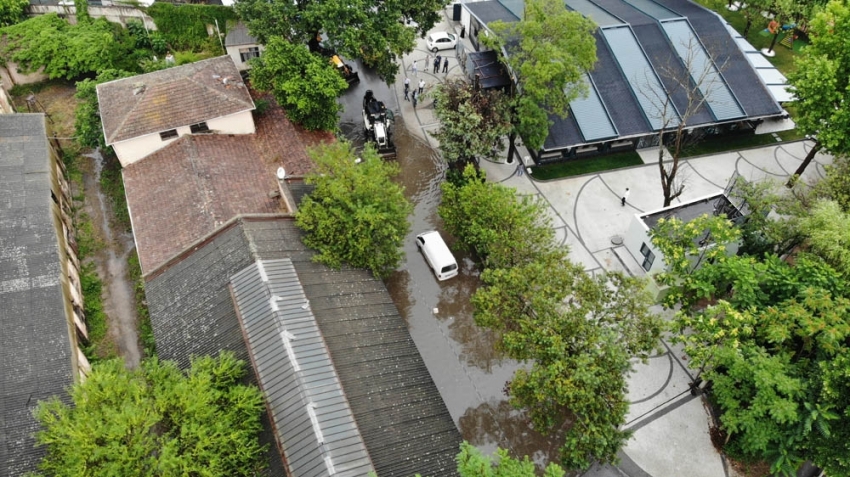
393,8 -> 835,477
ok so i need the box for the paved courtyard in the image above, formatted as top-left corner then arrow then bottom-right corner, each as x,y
394,8 -> 834,477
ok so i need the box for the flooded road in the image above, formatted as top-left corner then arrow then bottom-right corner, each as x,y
343,108 -> 566,465
83,150 -> 141,368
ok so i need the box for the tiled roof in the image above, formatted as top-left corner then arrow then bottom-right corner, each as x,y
97,56 -> 255,145
0,114 -> 75,476
123,103 -> 326,275
145,217 -> 462,477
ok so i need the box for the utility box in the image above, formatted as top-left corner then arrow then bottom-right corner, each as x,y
452,3 -> 462,21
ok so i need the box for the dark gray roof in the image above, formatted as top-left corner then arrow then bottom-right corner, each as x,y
482,0 -> 782,151
225,23 -> 259,47
146,217 -> 462,477
0,114 -> 76,477
230,259 -> 375,477
466,0 -> 519,24
642,192 -> 737,229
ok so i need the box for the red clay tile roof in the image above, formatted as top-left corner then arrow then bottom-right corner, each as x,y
124,105 -> 328,275
98,56 -> 254,145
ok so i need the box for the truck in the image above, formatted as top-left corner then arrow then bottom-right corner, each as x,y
362,90 -> 397,158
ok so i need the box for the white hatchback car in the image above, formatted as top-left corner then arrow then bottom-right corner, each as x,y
426,32 -> 458,52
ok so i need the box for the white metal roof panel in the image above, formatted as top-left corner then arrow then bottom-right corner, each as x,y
767,84 -> 794,103
758,68 -> 787,85
570,73 -> 618,141
745,51 -> 773,68
661,19 -> 744,121
231,259 -> 374,477
602,26 -> 677,130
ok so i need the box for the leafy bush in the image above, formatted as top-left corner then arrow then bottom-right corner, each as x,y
146,3 -> 235,51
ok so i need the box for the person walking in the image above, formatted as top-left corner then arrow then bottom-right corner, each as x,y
621,188 -> 630,206
434,55 -> 441,73
442,57 -> 449,74
404,77 -> 410,101
412,90 -> 418,109
411,60 -> 418,76
418,79 -> 425,95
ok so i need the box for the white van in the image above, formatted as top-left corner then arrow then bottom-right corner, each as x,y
416,231 -> 458,281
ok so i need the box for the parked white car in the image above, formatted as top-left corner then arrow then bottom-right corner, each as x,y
416,231 -> 458,281
426,32 -> 458,52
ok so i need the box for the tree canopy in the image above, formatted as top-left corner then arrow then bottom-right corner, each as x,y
0,0 -> 28,27
441,165 -> 662,470
0,14 -> 139,80
786,0 -> 850,180
32,352 -> 267,476
296,141 -> 412,278
654,173 -> 850,476
249,37 -> 348,131
432,79 -> 512,164
483,0 -> 597,151
234,0 -> 447,82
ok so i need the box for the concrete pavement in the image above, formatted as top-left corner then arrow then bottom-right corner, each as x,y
394,7 -> 834,477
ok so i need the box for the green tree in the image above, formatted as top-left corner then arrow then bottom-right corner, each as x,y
456,441 -> 565,477
234,0 -> 447,82
474,261 -> 661,469
0,0 -> 27,27
433,79 -> 512,164
439,165 -> 556,269
0,14 -> 137,80
482,0 -> 597,154
786,0 -> 850,183
441,165 -> 662,469
249,37 -> 347,131
32,352 -> 267,476
296,141 -> 412,278
74,69 -> 134,150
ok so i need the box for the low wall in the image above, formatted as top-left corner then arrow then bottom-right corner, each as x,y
0,62 -> 49,88
26,4 -> 156,29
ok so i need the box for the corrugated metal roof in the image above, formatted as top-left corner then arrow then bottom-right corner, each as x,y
602,26 -> 677,129
570,74 -> 619,141
621,0 -> 679,20
661,19 -> 744,121
231,259 -> 374,477
225,23 -> 258,47
564,0 -> 623,26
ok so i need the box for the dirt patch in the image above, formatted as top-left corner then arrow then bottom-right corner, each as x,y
12,79 -> 79,139
709,421 -> 770,477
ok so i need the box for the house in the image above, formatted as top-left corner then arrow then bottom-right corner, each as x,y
225,23 -> 264,71
461,0 -> 790,164
624,190 -> 746,275
97,56 -> 256,166
143,216 -> 463,477
0,114 -> 91,476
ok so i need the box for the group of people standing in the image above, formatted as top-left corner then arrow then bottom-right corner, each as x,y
404,54 -> 451,108
403,77 -> 426,108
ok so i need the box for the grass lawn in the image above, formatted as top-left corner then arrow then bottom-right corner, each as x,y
693,0 -> 802,76
530,151 -> 643,180
681,133 -> 779,157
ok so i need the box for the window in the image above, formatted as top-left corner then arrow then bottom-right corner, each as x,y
190,122 -> 210,134
159,129 -> 178,141
639,243 -> 655,271
239,47 -> 261,63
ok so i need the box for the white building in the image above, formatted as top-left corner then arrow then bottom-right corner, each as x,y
225,23 -> 264,71
624,192 -> 745,275
97,56 -> 255,166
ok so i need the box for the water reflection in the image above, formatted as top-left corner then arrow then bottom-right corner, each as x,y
458,399 -> 566,470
